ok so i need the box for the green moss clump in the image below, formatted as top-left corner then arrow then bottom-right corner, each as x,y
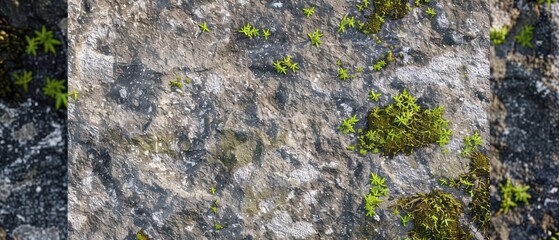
397,190 -> 473,240
361,0 -> 410,34
348,89 -> 452,157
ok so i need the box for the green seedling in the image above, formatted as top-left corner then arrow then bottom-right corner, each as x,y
515,25 -> 534,48
211,206 -> 217,214
198,21 -> 210,32
209,187 -> 216,194
338,67 -> 349,80
169,79 -> 183,89
43,77 -> 65,98
338,15 -> 355,33
425,7 -> 436,18
303,6 -> 315,18
387,51 -> 394,62
364,173 -> 388,217
373,60 -> 386,71
273,55 -> 299,74
356,67 -> 363,73
400,213 -> 412,227
368,90 -> 381,102
461,131 -> 483,157
336,59 -> 342,66
184,76 -> 191,84
339,114 -> 359,134
239,23 -> 259,38
34,25 -> 61,54
499,179 -> 531,214
214,223 -> 223,231
12,70 -> 33,92
490,26 -> 508,45
70,89 -> 78,101
25,35 -> 39,56
307,28 -> 324,47
136,230 -> 150,240
262,29 -> 271,40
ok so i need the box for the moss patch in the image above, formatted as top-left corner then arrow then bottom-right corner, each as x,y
397,190 -> 472,240
345,89 -> 452,157
361,0 -> 410,34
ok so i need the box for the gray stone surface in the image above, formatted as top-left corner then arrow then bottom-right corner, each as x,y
68,0 -> 489,239
490,2 -> 559,240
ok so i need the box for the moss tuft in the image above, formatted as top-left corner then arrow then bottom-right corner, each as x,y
397,190 -> 473,240
347,89 -> 452,157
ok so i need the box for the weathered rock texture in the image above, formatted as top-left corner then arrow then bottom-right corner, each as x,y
0,0 -> 68,239
68,0 -> 489,239
490,1 -> 559,240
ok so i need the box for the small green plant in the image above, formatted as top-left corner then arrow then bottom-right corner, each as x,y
515,25 -> 534,48
373,60 -> 386,71
12,70 -> 33,92
273,55 -> 299,74
169,78 -> 183,89
262,29 -> 271,40
364,173 -> 388,217
425,7 -> 436,18
339,114 -> 359,134
338,67 -> 349,80
198,21 -> 210,32
368,90 -> 381,102
34,25 -> 61,54
214,223 -> 223,231
25,35 -> 39,56
338,15 -> 355,33
239,23 -> 259,38
400,213 -> 412,227
209,187 -> 216,194
70,89 -> 78,101
490,26 -> 508,45
307,28 -> 324,47
551,232 -> 559,240
498,178 -> 531,214
461,131 -> 483,157
303,6 -> 315,18
136,230 -> 150,240
356,0 -> 370,11
43,77 -> 67,110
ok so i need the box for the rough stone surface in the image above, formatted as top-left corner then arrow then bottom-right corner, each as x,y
490,1 -> 559,240
68,0 -> 489,239
0,0 -> 68,239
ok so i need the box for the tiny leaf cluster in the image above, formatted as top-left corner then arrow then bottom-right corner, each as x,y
490,26 -> 508,45
43,77 -> 67,110
303,6 -> 315,18
239,23 -> 260,38
12,70 -> 33,92
461,131 -> 482,157
307,28 -> 324,47
338,15 -> 355,33
273,55 -> 299,74
515,25 -> 534,48
339,114 -> 359,134
346,89 -> 452,157
364,173 -> 388,217
373,60 -> 387,71
498,178 -> 531,214
25,25 -> 61,56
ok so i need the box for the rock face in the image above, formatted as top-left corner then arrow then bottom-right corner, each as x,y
68,0 -> 489,239
490,2 -> 559,240
0,0 -> 67,239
